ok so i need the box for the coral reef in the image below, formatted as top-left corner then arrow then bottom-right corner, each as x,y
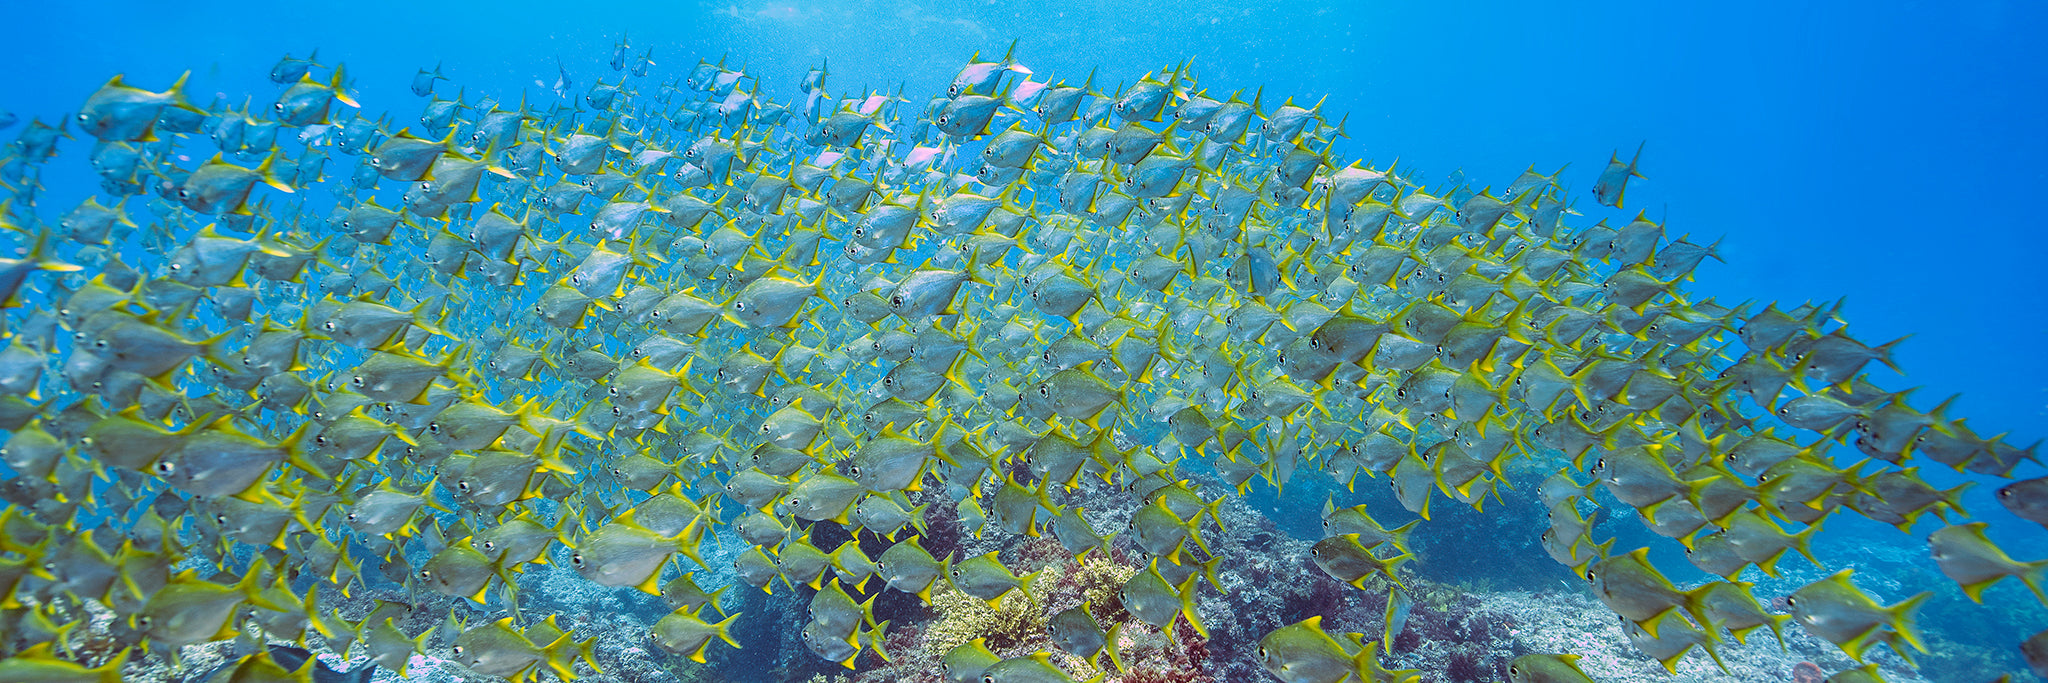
925,583 -> 1047,653
1473,589 -> 1930,683
850,558 -> 1139,682
843,490 -> 1211,683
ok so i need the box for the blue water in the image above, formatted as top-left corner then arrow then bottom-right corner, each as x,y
4,0 -> 2046,681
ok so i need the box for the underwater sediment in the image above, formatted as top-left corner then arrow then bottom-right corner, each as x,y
0,36 -> 2043,683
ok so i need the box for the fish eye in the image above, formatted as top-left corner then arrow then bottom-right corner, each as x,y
154,461 -> 175,475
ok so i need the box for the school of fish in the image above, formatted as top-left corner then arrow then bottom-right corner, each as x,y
0,35 -> 2042,683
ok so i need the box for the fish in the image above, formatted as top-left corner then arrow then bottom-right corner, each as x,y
728,274 -> 820,328
1998,476 -> 2048,529
948,40 -> 1027,98
980,653 -> 1079,683
412,61 -> 446,97
942,638 -> 1001,683
1786,569 -> 1929,663
807,577 -> 875,635
1046,602 -> 1107,664
357,616 -> 430,674
777,532 -> 835,589
2025,628 -> 2048,679
415,541 -> 502,603
451,615 -> 589,680
1621,610 -> 1726,674
1926,522 -> 2048,604
157,418 -> 306,498
77,73 -> 199,142
1506,653 -> 1593,683
552,58 -> 574,98
264,50 -> 321,85
851,492 -> 925,538
135,563 -> 276,647
875,535 -> 945,601
801,616 -> 885,669
274,65 -> 360,126
788,469 -> 865,523
733,543 -> 782,594
1257,616 -> 1412,683
663,571 -> 730,614
828,540 -> 882,592
568,515 -> 703,594
1689,580 -> 1789,647
1592,142 -> 1645,208
175,152 -> 296,215
935,92 -> 1006,138
0,644 -> 129,683
475,510 -> 563,567
1120,560 -> 1205,639
650,606 -> 743,662
1309,533 -> 1412,589
945,550 -> 1037,608
1584,547 -> 1713,633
